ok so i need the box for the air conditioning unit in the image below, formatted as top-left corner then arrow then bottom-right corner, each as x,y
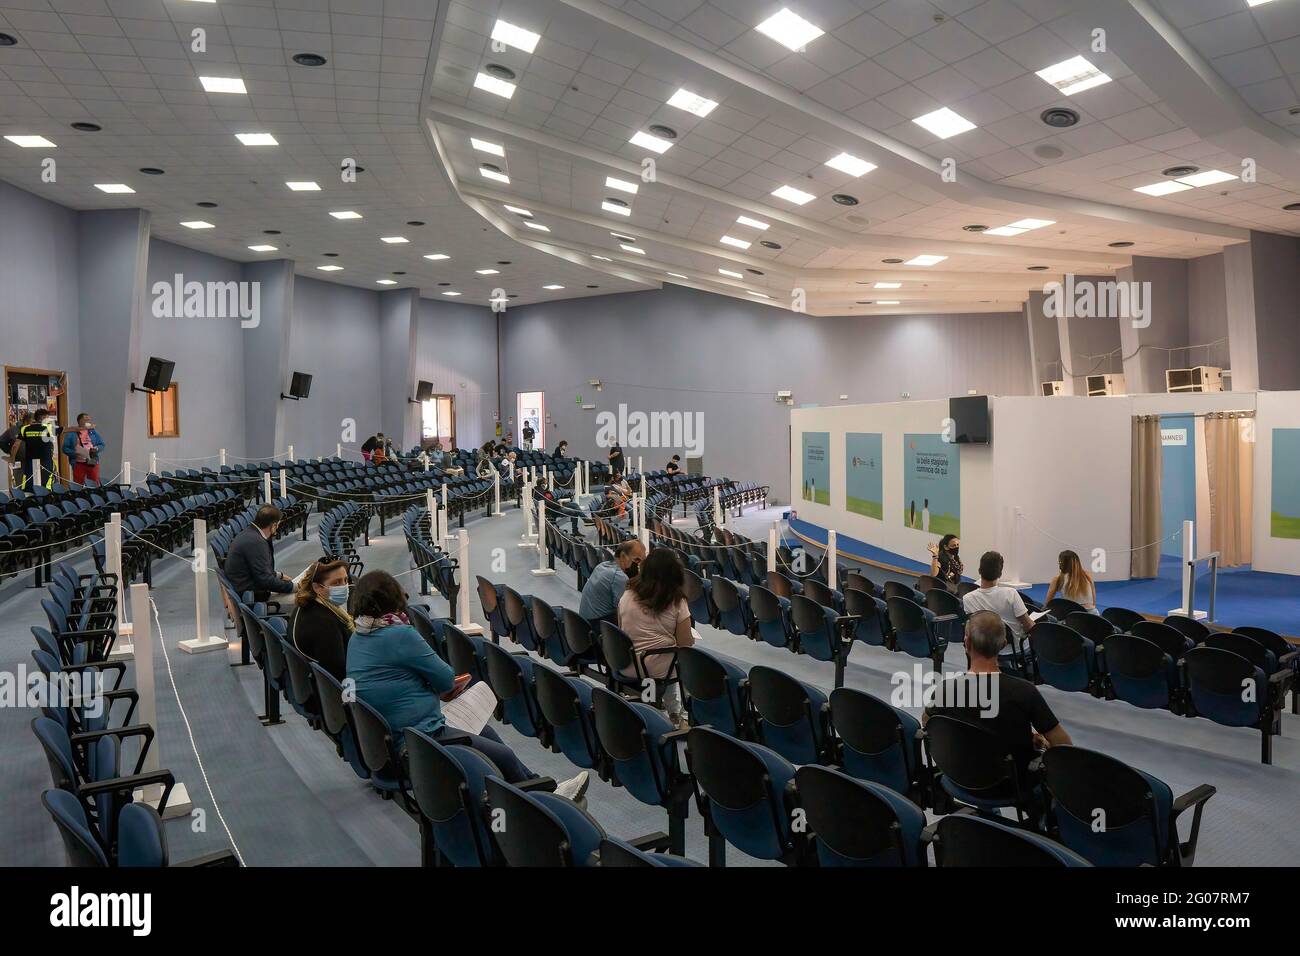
1166,366 -> 1223,393
1040,380 -> 1064,396
1086,373 -> 1126,396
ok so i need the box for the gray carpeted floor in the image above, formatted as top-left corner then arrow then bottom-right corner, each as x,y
4,501 -> 1298,866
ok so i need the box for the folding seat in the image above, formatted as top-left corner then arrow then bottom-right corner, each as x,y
529,595 -> 570,667
1045,597 -> 1086,618
884,580 -> 925,605
1064,610 -> 1116,645
789,594 -> 854,687
802,577 -> 843,614
1102,606 -> 1145,631
444,623 -> 488,684
1163,613 -> 1212,645
887,596 -> 947,670
1101,633 -> 1182,712
42,598 -> 116,664
480,641 -> 548,743
406,605 -> 448,660
311,668 -> 367,782
279,637 -> 321,724
30,646 -> 133,735
348,694 -> 416,808
922,714 -> 1042,825
591,685 -> 693,855
766,569 -> 799,599
828,687 -> 924,801
709,575 -> 752,638
677,646 -> 750,738
840,587 -> 887,649
796,765 -> 927,866
598,620 -> 678,707
748,664 -> 832,765
533,664 -> 602,771
501,586 -> 541,653
1042,745 -> 1215,866
1029,622 -> 1100,694
597,837 -> 703,867
923,587 -> 966,648
474,576 -> 510,644
560,608 -> 601,673
484,775 -> 606,867
686,726 -> 808,867
929,813 -> 1090,867
682,567 -> 714,628
237,603 -> 279,723
42,790 -> 239,868
1181,645 -> 1292,764
748,584 -> 793,650
406,730 -> 514,867
916,574 -> 945,594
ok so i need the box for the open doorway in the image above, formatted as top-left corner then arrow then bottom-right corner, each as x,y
421,394 -> 455,450
516,391 -> 544,451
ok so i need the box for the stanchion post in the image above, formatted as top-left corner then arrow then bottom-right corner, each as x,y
336,443 -> 342,458
827,530 -> 838,592
768,521 -> 780,575
287,444 -> 294,462
639,498 -> 650,549
279,468 -> 287,498
179,518 -> 229,655
263,472 -> 273,504
519,477 -> 537,547
713,486 -> 723,528
532,501 -> 556,576
492,470 -> 503,517
455,529 -> 484,633
426,488 -> 437,544
105,514 -> 133,661
129,582 -> 193,818
149,451 -> 157,475
123,460 -> 132,487
219,448 -> 227,467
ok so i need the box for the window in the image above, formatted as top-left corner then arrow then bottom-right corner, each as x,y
148,383 -> 180,437
420,394 -> 455,449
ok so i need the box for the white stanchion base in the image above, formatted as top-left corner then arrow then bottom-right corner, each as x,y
178,635 -> 230,655
530,568 -> 557,576
457,622 -> 485,636
119,622 -> 134,637
136,782 -> 194,820
108,642 -> 134,662
518,541 -> 537,549
1169,607 -> 1208,620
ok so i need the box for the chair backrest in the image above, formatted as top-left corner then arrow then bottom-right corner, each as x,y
884,581 -> 920,604
1045,597 -> 1085,617
280,637 -> 319,710
747,584 -> 781,622
1163,614 -> 1211,644
794,765 -> 914,866
1231,626 -> 1293,660
310,662 -> 351,738
347,695 -> 400,779
475,576 -> 499,616
483,776 -> 601,867
802,578 -> 836,610
502,586 -> 528,628
597,621 -> 636,675
1041,745 -> 1168,866
845,572 -> 875,596
532,664 -> 583,730
1064,611 -> 1116,643
916,574 -> 943,594
709,575 -> 740,612
116,802 -> 168,867
561,609 -> 596,657
748,664 -> 811,729
1204,632 -> 1274,670
1101,606 -> 1145,631
886,595 -> 926,632
405,729 -> 498,867
925,588 -> 962,616
765,570 -> 794,599
934,812 -> 1089,867
41,788 -> 109,867
1130,620 -> 1192,658
923,714 -> 1017,794
789,593 -> 830,636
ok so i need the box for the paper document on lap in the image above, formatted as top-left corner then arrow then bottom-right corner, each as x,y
443,682 -> 498,735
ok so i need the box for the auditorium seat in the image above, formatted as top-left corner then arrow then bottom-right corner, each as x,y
795,765 -> 926,866
928,813 -> 1090,867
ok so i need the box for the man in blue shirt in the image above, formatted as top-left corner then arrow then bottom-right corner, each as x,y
578,539 -> 645,624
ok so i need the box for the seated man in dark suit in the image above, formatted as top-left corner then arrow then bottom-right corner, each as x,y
224,504 -> 295,603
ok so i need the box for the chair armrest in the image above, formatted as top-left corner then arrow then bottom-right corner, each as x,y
1278,650 -> 1299,668
175,849 -> 242,867
1171,783 -> 1216,816
78,768 -> 175,802
516,776 -> 557,793
60,627 -> 116,642
931,613 -> 960,623
72,722 -> 155,773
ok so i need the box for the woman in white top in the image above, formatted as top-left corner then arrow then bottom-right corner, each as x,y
1044,550 -> 1098,613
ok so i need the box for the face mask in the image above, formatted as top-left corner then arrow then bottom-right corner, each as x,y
626,560 -> 640,578
327,584 -> 350,605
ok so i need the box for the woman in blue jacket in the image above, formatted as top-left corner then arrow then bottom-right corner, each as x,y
345,571 -> 589,800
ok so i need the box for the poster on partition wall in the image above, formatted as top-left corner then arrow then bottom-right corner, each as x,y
846,432 -> 883,520
801,432 -> 830,505
902,434 -> 960,536
1271,428 -> 1300,538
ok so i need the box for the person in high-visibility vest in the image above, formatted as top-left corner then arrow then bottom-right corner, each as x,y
18,408 -> 56,489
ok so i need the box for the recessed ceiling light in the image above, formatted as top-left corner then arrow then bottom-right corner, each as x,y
667,88 -> 718,116
380,236 -> 408,244
882,257 -> 903,264
94,183 -> 134,194
736,216 -> 769,230
292,53 -> 327,67
1133,180 -> 1192,196
904,254 -> 947,266
912,107 -> 975,139
4,135 -> 56,148
602,200 -> 632,216
874,282 -> 901,289
480,166 -> 511,184
1036,56 -> 1111,96
235,132 -> 277,146
772,184 -> 816,205
490,19 -> 541,54
199,76 -> 246,94
592,255 -> 612,261
825,152 -> 876,177
524,221 -> 551,232
984,225 -> 1026,236
71,122 -> 101,132
471,137 -> 505,157
543,284 -> 565,290
876,300 -> 900,305
330,210 -> 362,220
1178,169 -> 1237,187
179,220 -> 214,229
606,176 -> 639,194
748,291 -> 771,299
476,268 -> 500,275
629,130 -> 674,154
621,244 -> 645,254
317,265 -> 343,271
424,253 -> 450,260
719,268 -> 743,279
376,279 -> 397,285
1008,218 -> 1055,230
474,72 -> 517,99
720,235 -> 751,249
504,204 -> 533,217
442,291 -> 462,296
286,181 -> 320,191
755,8 -> 824,51
667,272 -> 688,279
248,244 -> 277,252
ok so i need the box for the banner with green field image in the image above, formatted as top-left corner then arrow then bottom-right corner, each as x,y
1271,428 -> 1300,538
801,431 -> 830,505
902,433 -> 960,536
845,432 -> 883,519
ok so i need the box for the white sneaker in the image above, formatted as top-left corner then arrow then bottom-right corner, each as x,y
555,771 -> 590,804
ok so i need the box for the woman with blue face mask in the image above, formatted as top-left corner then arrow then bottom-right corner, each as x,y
289,557 -> 354,682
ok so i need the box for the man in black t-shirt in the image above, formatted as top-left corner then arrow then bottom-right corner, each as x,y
923,610 -> 1071,784
665,454 -> 681,475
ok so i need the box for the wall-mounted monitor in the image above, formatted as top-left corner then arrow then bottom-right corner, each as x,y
289,371 -> 313,399
415,380 -> 434,402
948,395 -> 990,444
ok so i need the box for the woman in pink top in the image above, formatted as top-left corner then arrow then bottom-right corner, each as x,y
617,548 -> 695,724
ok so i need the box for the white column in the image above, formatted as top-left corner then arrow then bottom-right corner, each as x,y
455,529 -> 484,634
336,443 -> 342,458
768,521 -> 780,575
287,444 -> 294,461
149,451 -> 157,475
492,470 -> 503,517
532,500 -> 556,575
279,468 -> 287,498
639,498 -> 650,550
179,518 -> 229,654
584,459 -> 590,493
262,472 -> 273,504
637,455 -> 643,475
425,488 -> 437,544
129,582 -> 192,818
219,448 -> 227,467
440,485 -> 449,540
519,478 -> 537,547
33,459 -> 42,488
547,470 -> 554,492
827,529 -> 838,591
713,486 -> 723,527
